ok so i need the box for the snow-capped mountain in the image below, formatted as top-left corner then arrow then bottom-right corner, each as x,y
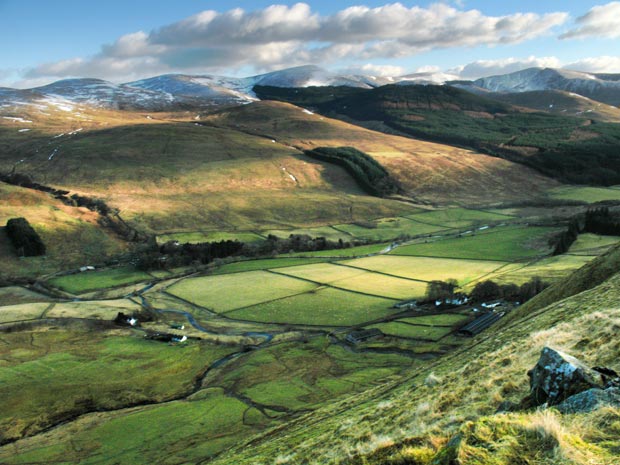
470,68 -> 620,106
32,78 -> 176,110
3,65 -> 620,113
127,65 -> 391,103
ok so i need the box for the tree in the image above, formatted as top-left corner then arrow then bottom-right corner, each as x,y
5,217 -> 46,257
518,277 -> 548,303
470,280 -> 501,302
426,279 -> 458,301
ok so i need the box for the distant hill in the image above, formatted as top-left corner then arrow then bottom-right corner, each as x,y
490,90 -> 620,122
4,65 -> 620,114
1,66 -> 395,112
0,100 -> 414,236
468,67 -> 620,107
255,84 -> 620,185
207,100 -> 555,204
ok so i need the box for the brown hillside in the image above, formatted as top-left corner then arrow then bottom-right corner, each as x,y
207,101 -> 558,205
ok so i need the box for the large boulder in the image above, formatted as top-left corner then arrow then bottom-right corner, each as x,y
526,347 -> 605,407
556,387 -> 620,414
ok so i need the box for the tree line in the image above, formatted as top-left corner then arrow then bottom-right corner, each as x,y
426,276 -> 549,305
135,233 -> 362,270
1,172 -> 146,242
304,147 -> 400,197
550,206 -> 620,255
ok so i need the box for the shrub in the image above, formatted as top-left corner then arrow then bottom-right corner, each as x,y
5,217 -> 46,257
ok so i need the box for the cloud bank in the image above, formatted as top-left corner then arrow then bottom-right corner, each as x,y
561,2 -> 620,40
23,2 -> 568,83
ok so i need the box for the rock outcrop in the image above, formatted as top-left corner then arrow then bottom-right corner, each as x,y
523,346 -> 620,412
556,387 -> 620,414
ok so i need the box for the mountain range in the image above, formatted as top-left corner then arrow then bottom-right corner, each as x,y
2,65 -> 620,111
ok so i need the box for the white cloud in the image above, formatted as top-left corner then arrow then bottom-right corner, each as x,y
451,56 -> 562,79
20,2 -> 568,85
564,56 -> 620,73
561,2 -> 620,40
444,55 -> 620,81
345,63 -> 405,77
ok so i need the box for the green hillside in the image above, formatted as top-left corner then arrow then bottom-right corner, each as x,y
255,84 -> 620,185
491,90 -> 620,122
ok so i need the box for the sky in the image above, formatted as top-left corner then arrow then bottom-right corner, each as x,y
1,0 -> 620,87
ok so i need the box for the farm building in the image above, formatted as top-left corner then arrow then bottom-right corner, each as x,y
481,300 -> 503,309
435,294 -> 469,307
393,299 -> 417,309
346,328 -> 383,344
457,311 -> 505,337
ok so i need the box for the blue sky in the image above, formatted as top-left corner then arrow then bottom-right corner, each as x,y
1,1 -> 619,87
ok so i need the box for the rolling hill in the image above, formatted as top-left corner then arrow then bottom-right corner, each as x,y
255,83 -> 620,185
0,100 -> 413,236
471,67 -> 620,106
206,100 -> 557,204
0,91 -> 560,241
490,90 -> 620,122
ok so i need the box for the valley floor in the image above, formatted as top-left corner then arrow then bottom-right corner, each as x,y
1,200 -> 619,464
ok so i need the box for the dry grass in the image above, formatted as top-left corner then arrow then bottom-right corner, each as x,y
0,183 -> 126,278
208,101 -> 558,205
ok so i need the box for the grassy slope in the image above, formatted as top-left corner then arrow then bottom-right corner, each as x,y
0,324 -> 236,443
255,85 -> 620,186
210,248 -> 620,465
0,103 -> 412,234
491,90 -> 620,122
0,182 -> 126,278
207,101 -> 557,205
0,338 -> 415,464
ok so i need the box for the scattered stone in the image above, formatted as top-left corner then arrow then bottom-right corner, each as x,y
496,400 -> 519,413
556,387 -> 620,414
424,372 -> 441,387
526,347 -> 605,407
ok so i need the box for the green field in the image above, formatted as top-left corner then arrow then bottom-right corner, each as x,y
485,254 -> 593,285
0,328 -> 236,443
406,208 -> 513,229
0,302 -> 49,324
547,186 -> 620,203
341,255 -> 508,286
367,322 -> 454,340
0,387 -> 263,465
398,313 -> 471,327
0,286 -> 49,306
0,337 -> 414,464
211,339 -> 412,411
273,263 -> 426,299
49,267 -> 152,294
273,262 -> 368,283
285,242 -> 389,257
225,287 -> 396,326
333,217 -> 447,241
328,272 -> 426,299
568,234 -> 620,255
167,270 -> 318,312
264,226 -> 351,242
212,257 -> 329,274
45,299 -> 143,320
391,226 -> 557,261
157,231 -> 265,244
